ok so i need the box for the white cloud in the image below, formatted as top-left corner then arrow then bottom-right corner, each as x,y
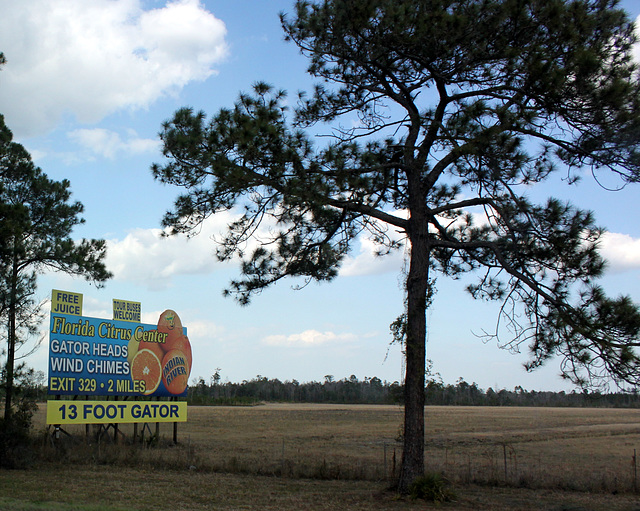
600,231 -> 640,273
0,0 -> 228,137
104,209 -> 640,289
262,330 -> 357,347
106,227 -> 216,291
183,319 -> 224,342
338,205 -> 640,279
104,207 -> 290,289
105,213 -> 236,290
68,128 -> 159,158
339,236 -> 405,277
106,217 -> 407,289
339,213 -> 407,277
104,207 -> 292,286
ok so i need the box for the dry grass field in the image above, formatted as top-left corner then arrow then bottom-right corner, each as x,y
1,403 -> 640,510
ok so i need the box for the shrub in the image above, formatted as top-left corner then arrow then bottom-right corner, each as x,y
0,399 -> 37,468
409,473 -> 456,503
0,366 -> 42,468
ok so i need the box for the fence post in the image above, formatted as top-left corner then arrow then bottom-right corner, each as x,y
392,448 -> 397,479
634,449 -> 637,493
281,438 -> 285,474
503,444 -> 508,481
383,442 -> 387,479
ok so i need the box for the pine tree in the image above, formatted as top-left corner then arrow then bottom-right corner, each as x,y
153,0 -> 640,491
0,115 -> 111,419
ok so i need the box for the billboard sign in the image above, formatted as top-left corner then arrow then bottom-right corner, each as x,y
48,292 -> 192,399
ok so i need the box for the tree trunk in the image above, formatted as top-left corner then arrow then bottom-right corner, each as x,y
398,221 -> 429,493
3,244 -> 18,421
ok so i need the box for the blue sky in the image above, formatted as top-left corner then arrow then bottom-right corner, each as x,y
1,0 -> 640,392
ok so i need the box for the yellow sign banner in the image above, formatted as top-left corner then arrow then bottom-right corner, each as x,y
46,400 -> 187,424
112,298 -> 141,322
51,289 -> 83,316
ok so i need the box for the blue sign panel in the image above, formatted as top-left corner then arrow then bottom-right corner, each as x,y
48,312 -> 189,398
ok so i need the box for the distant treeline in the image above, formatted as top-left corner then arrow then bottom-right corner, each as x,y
187,373 -> 640,408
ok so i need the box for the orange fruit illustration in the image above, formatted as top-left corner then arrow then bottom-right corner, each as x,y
165,334 -> 192,374
131,348 -> 162,395
161,349 -> 189,395
138,329 -> 165,362
157,310 -> 182,338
